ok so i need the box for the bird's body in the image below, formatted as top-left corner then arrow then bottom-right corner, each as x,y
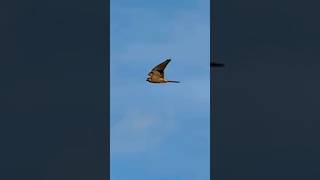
146,59 -> 180,84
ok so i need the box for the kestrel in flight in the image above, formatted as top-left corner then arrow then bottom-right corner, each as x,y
146,59 -> 180,83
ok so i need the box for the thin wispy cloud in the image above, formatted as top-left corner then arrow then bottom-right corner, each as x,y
111,110 -> 175,154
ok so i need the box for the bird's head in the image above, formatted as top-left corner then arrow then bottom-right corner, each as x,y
146,77 -> 151,82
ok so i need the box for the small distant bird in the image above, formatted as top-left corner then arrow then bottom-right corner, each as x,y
146,59 -> 180,83
211,62 -> 225,67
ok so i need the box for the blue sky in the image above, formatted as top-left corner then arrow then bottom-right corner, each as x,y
111,0 -> 210,179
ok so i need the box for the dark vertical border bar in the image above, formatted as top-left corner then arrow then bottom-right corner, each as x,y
105,0 -> 110,179
0,0 -> 110,179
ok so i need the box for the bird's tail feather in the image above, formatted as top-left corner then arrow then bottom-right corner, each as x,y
167,80 -> 180,83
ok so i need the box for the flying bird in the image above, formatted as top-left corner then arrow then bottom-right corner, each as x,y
146,59 -> 180,83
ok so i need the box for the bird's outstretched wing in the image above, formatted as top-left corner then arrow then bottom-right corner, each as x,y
148,59 -> 171,78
